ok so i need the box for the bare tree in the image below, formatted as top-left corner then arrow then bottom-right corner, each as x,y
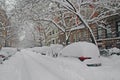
4,0 -> 120,46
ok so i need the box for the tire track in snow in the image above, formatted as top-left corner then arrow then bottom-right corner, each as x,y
23,54 -> 63,80
26,53 -> 84,80
20,54 -> 32,80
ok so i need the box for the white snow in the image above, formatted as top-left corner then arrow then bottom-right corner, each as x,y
108,47 -> 120,54
0,47 -> 17,57
0,46 -> 120,80
49,44 -> 63,56
26,46 -> 49,54
26,44 -> 63,57
70,24 -> 85,31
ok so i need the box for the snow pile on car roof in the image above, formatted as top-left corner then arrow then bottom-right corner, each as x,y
59,42 -> 100,57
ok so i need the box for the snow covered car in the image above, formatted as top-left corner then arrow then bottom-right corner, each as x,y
59,42 -> 101,67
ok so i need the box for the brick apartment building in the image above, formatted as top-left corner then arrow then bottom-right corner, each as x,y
45,23 -> 59,46
45,0 -> 120,49
58,14 -> 120,49
96,15 -> 120,49
58,0 -> 120,49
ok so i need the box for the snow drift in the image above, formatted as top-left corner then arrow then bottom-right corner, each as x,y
0,47 -> 17,57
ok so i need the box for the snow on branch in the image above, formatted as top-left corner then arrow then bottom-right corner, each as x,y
32,18 -> 65,32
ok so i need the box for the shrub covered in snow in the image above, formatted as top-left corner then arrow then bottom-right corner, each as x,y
100,47 -> 120,57
49,44 -> 63,57
108,47 -> 120,56
99,49 -> 110,57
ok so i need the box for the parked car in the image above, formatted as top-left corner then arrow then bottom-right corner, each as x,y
59,42 -> 101,67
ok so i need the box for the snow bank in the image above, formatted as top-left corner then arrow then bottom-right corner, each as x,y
24,46 -> 50,55
26,44 -> 63,57
26,47 -> 43,53
59,42 -> 100,57
0,47 -> 17,57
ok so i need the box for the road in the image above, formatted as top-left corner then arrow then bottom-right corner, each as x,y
1,49 -> 119,80
0,50 -> 83,80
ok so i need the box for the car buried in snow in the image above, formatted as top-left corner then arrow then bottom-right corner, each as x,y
59,42 -> 102,67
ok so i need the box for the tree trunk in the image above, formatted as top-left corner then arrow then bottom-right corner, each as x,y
77,15 -> 97,46
0,44 -> 2,50
4,40 -> 8,47
65,39 -> 69,45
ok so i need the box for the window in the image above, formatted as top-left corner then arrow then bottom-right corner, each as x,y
52,40 -> 55,44
117,21 -> 120,37
97,27 -> 103,39
52,30 -> 54,34
49,32 -> 51,35
73,34 -> 77,42
78,33 -> 81,41
81,31 -> 86,40
106,25 -> 112,38
75,32 -> 81,41
56,30 -> 58,33
76,33 -> 79,42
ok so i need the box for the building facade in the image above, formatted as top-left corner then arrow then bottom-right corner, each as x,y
58,0 -> 120,49
61,14 -> 120,49
96,15 -> 120,49
45,24 -> 59,46
45,0 -> 120,49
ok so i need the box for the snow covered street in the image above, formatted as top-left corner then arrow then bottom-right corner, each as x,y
0,49 -> 120,80
0,50 -> 84,80
0,0 -> 120,80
